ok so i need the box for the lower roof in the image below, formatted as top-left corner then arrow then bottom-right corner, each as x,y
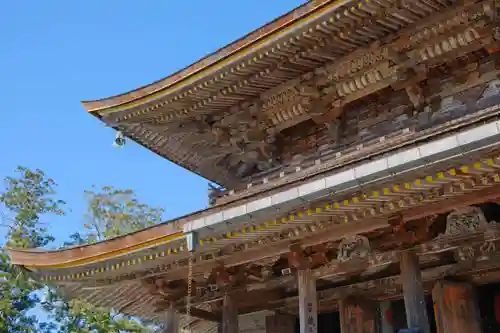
10,125 -> 500,321
10,110 -> 500,273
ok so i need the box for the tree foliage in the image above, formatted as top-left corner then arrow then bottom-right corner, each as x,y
0,167 -> 66,333
1,168 -> 164,333
66,185 -> 163,246
42,298 -> 155,333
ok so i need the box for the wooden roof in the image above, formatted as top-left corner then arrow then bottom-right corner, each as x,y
10,145 -> 500,279
81,0 -> 337,113
23,0 -> 500,321
11,136 -> 500,321
82,0 -> 467,187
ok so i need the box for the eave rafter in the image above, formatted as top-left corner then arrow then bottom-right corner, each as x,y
106,0 -> 459,125
17,0 -> 500,324
94,0 -> 500,188
82,0 -> 337,113
24,152 -> 500,287
34,208 -> 500,321
10,146 -> 500,323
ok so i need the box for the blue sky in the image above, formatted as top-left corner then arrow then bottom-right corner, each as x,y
1,0 -> 306,245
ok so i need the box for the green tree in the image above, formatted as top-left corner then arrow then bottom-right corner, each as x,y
0,167 -> 66,333
67,185 -> 163,244
1,169 -> 164,332
44,185 -> 164,333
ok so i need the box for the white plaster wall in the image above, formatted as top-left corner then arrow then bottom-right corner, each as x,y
238,310 -> 274,333
189,310 -> 274,333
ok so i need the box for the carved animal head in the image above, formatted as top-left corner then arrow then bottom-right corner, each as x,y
337,235 -> 371,262
445,206 -> 488,236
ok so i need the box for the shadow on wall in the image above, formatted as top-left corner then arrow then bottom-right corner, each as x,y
293,312 -> 340,333
478,282 -> 500,333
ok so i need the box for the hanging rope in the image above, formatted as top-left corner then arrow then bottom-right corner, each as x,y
184,252 -> 194,333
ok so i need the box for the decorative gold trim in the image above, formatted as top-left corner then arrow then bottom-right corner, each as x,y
198,158 -> 500,245
34,155 -> 500,281
13,231 -> 184,269
84,0 -> 357,114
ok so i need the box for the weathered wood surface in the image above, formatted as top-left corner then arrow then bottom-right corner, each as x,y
432,281 -> 482,333
265,314 -> 295,333
297,269 -> 317,333
52,213 -> 500,324
400,251 -> 431,333
163,305 -> 179,333
100,0 -> 500,189
222,294 -> 238,333
189,226 -> 500,306
20,0 -> 500,326
80,183 -> 500,289
38,180 -> 500,323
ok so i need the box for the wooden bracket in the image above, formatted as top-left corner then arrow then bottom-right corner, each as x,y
287,244 -> 329,270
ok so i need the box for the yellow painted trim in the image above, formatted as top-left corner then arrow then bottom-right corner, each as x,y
25,231 -> 184,269
197,156 -> 500,246
35,155 -> 500,281
91,0 -> 349,114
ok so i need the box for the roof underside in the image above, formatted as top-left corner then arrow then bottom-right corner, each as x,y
82,0 -> 466,187
12,130 -> 500,321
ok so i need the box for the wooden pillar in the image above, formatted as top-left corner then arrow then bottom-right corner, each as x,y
164,305 -> 179,333
222,294 -> 238,333
400,251 -> 430,333
379,301 -> 393,333
339,296 -> 378,333
266,314 -> 296,333
432,280 -> 482,333
298,269 -> 318,333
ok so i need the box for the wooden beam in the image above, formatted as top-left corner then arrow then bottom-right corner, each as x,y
222,294 -> 238,333
297,269 -> 317,333
265,314 -> 296,333
193,230 -> 500,307
218,261 -> 500,316
151,185 -> 500,287
432,281 -> 482,333
225,219 -> 390,268
177,307 -> 221,323
400,251 -> 431,333
404,184 -> 500,222
234,289 -> 284,308
163,305 -> 179,333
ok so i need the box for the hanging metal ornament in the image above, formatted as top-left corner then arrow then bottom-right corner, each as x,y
113,131 -> 126,147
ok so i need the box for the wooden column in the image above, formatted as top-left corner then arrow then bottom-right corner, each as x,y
432,280 -> 482,333
163,305 -> 179,333
266,314 -> 296,333
298,269 -> 318,333
222,294 -> 239,333
379,301 -> 393,333
400,251 -> 430,333
339,296 -> 378,333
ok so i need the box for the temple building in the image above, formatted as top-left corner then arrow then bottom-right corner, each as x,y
10,0 -> 500,332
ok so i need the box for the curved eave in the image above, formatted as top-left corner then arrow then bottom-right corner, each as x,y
90,114 -> 231,186
80,0 -> 347,114
7,181 -> 279,269
8,223 -> 182,269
